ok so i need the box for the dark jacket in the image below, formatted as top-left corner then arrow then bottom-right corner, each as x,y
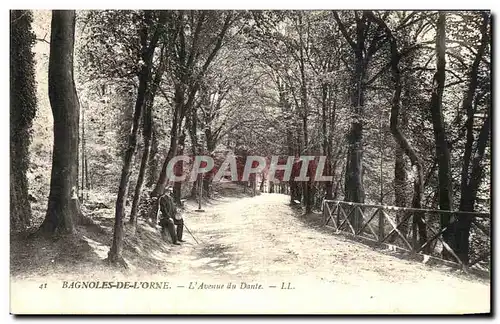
159,194 -> 177,220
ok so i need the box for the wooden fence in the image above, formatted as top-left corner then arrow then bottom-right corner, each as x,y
322,200 -> 491,272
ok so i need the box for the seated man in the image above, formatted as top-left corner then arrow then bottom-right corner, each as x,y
158,187 -> 185,245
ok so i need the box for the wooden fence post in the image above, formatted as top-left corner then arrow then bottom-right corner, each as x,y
322,201 -> 326,224
378,208 -> 384,243
412,212 -> 418,253
337,204 -> 341,231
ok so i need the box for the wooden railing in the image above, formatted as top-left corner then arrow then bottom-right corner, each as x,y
322,200 -> 491,272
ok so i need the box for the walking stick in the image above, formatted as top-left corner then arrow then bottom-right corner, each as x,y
183,222 -> 201,245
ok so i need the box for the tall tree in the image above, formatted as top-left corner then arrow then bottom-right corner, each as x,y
296,12 -> 313,213
428,12 -> 454,251
107,11 -> 166,265
454,12 -> 491,264
146,125 -> 160,187
152,10 -> 234,199
129,46 -> 167,227
38,10 -> 82,235
367,11 -> 428,249
10,10 -> 37,232
333,11 -> 385,229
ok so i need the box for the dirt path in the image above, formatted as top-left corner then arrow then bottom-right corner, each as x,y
11,193 -> 490,314
145,193 -> 489,314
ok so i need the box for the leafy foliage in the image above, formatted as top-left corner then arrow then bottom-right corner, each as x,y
23,10 -> 491,267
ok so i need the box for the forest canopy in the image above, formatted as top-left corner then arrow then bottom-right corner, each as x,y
12,10 -> 491,268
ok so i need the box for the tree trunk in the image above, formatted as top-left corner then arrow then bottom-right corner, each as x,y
146,125 -> 159,187
85,155 -> 90,190
394,144 -> 407,208
298,15 -> 312,214
203,137 -> 217,198
152,83 -> 184,197
10,10 -> 37,232
191,178 -> 200,198
80,101 -> 86,202
287,135 -> 297,204
337,15 -> 369,229
129,48 -> 166,227
188,105 -> 200,198
455,112 -> 490,263
326,83 -> 340,201
276,80 -> 298,205
454,12 -> 490,264
39,10 -> 81,235
334,12 -> 384,230
390,60 -> 427,250
367,12 -> 427,249
429,13 -> 454,255
108,11 -> 163,265
128,100 -> 153,226
321,84 -> 333,200
344,52 -> 365,229
173,131 -> 187,204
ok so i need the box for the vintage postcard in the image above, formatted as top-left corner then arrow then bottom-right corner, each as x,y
10,9 -> 491,315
